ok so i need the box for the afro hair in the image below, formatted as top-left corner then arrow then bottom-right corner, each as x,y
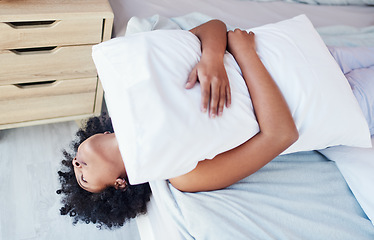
57,113 -> 152,229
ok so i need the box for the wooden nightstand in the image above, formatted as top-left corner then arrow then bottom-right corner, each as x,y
0,0 -> 113,130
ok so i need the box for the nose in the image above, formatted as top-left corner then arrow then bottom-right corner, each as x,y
72,158 -> 82,168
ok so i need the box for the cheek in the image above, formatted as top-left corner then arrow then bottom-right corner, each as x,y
88,164 -> 114,187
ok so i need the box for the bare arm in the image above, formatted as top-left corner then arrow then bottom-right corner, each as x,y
188,20 -> 231,117
170,30 -> 298,192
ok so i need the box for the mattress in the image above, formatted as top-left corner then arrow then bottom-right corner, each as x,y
109,0 -> 374,37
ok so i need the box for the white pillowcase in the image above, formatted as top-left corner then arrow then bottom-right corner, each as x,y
319,136 -> 374,226
92,15 -> 371,184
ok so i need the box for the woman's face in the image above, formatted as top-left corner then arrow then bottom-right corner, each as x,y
72,133 -> 126,193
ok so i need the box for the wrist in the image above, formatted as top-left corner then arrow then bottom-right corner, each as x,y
200,54 -> 224,68
201,48 -> 225,61
232,47 -> 257,63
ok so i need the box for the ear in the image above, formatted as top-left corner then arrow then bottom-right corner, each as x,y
104,131 -> 111,134
114,178 -> 128,191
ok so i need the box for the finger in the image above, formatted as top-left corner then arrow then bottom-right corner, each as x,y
200,81 -> 210,113
209,81 -> 220,118
218,86 -> 225,117
226,85 -> 231,108
186,66 -> 198,89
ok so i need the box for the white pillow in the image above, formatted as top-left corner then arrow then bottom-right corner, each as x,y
92,15 -> 371,184
319,136 -> 374,226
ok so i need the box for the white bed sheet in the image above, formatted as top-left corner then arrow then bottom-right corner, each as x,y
107,1 -> 374,239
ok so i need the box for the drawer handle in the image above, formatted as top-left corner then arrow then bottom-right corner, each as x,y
15,80 -> 57,89
10,46 -> 59,55
6,20 -> 59,29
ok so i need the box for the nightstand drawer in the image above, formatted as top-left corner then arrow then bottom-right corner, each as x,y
0,18 -> 103,49
0,77 -> 97,125
0,45 -> 97,85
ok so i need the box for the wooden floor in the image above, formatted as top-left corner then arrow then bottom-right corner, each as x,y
0,121 -> 140,240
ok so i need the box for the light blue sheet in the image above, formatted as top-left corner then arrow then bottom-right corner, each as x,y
125,12 -> 374,47
153,152 -> 374,239
319,25 -> 374,47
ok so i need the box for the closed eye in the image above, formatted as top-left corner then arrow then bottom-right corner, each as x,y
81,175 -> 87,183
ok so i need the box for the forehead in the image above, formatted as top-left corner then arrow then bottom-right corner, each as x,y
79,134 -> 100,150
77,134 -> 102,159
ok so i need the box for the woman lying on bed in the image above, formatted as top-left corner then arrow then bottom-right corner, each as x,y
57,19 -> 326,228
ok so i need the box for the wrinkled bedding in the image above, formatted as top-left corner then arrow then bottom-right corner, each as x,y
124,12 -> 374,47
151,151 -> 374,240
124,12 -> 374,239
329,46 -> 374,134
238,0 -> 374,6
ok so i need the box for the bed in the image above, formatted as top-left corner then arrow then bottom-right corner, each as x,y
103,0 -> 374,239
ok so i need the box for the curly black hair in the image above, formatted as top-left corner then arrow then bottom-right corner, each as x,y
56,113 -> 152,229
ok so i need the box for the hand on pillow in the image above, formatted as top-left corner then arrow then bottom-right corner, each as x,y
186,53 -> 230,116
187,20 -> 231,117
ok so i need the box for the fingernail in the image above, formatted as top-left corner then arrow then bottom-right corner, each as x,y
210,112 -> 216,118
185,82 -> 191,88
201,106 -> 207,113
218,111 -> 223,117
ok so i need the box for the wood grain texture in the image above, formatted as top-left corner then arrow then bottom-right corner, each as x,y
0,78 -> 97,125
0,18 -> 103,49
0,0 -> 113,129
0,121 -> 140,240
0,46 -> 98,85
0,0 -> 114,21
94,79 -> 105,116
